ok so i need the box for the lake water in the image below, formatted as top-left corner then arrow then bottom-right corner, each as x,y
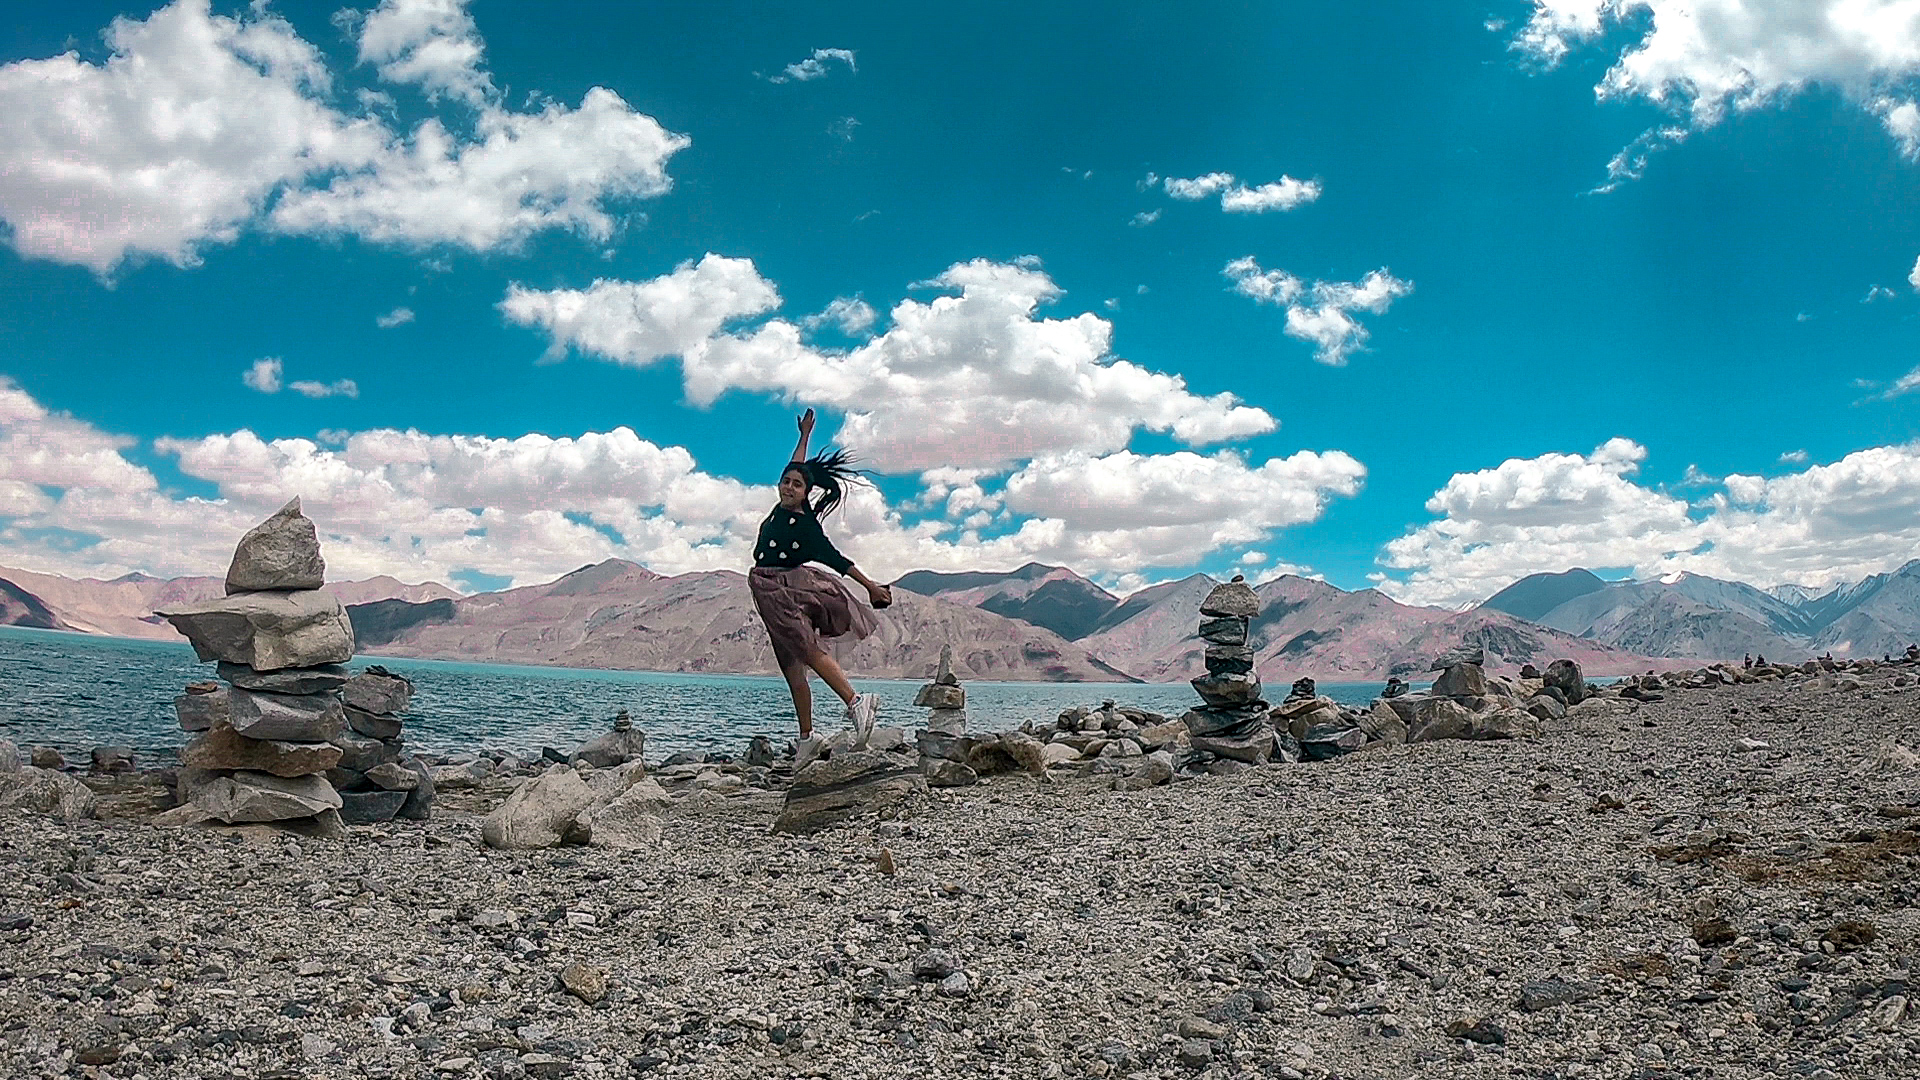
0,626 -> 1403,762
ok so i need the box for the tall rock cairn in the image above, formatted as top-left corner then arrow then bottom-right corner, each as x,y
158,498 -> 430,832
1181,576 -> 1272,765
913,645 -> 977,787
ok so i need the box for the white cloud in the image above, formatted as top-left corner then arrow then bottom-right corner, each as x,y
1910,252 -> 1920,290
0,378 -> 1356,589
1162,172 -> 1321,213
1224,257 -> 1413,365
1779,448 -> 1810,464
349,0 -> 495,107
1514,1 -> 1920,183
242,357 -> 283,394
290,379 -> 359,399
504,256 -> 1278,473
828,116 -> 860,141
1379,436 -> 1920,607
376,306 -> 416,328
1865,284 -> 1898,302
770,48 -> 856,83
0,0 -> 687,274
1163,172 -> 1236,200
1129,209 -> 1161,227
799,296 -> 876,337
1880,364 -> 1920,400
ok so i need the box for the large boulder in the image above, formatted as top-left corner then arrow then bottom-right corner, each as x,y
482,766 -> 596,849
342,667 -> 414,715
773,751 -> 926,835
1407,697 -> 1477,742
577,778 -> 670,850
181,726 -> 343,777
175,684 -> 230,732
1544,659 -> 1586,705
1432,662 -> 1487,698
0,766 -> 96,820
158,590 -> 354,671
218,662 -> 348,695
196,771 -> 342,823
225,497 -> 324,594
337,789 -> 408,824
228,688 -> 345,742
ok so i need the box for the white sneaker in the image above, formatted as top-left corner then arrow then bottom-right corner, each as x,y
845,692 -> 879,748
793,733 -> 827,771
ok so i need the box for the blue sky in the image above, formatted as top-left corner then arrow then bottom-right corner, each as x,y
2,0 -> 1919,605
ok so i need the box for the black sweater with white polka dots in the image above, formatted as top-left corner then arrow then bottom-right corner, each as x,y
751,506 -> 854,575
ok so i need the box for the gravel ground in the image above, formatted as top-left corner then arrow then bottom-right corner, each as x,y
3,673 -> 1919,1080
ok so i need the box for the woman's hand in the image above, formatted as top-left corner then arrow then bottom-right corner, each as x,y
867,582 -> 893,609
797,408 -> 816,438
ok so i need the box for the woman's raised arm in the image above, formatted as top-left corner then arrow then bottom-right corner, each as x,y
791,407 -> 815,463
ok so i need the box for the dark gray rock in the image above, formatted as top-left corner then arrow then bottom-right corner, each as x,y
774,751 -> 926,835
175,683 -> 230,732
1203,644 -> 1255,675
342,667 -> 413,715
345,706 -> 402,740
88,746 -> 134,774
1196,617 -> 1248,645
922,758 -> 978,787
195,771 -> 342,823
159,590 -> 354,671
363,761 -> 418,791
744,735 -> 776,768
1517,977 -> 1597,1012
1432,662 -> 1487,698
225,497 -> 324,594
328,730 -> 395,773
1430,644 -> 1484,670
396,758 -> 435,821
1525,694 -> 1568,721
571,710 -> 646,769
1544,659 -> 1587,705
229,688 -> 345,742
1191,671 -> 1262,708
337,789 -> 407,825
1199,576 -> 1259,618
218,662 -> 348,694
913,683 -> 965,709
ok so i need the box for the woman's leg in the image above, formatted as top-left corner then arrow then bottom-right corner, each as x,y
781,661 -> 816,737
804,649 -> 858,708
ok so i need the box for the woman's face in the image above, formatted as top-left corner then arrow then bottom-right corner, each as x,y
778,468 -> 809,510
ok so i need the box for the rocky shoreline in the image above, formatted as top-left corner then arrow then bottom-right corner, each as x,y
3,656 -> 1919,1079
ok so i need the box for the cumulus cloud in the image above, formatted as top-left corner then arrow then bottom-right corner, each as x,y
1779,448 -> 1810,464
0,0 -> 687,274
376,306 -> 416,328
770,48 -> 856,83
0,378 -> 1356,589
799,296 -> 877,337
1129,209 -> 1161,227
242,358 -> 283,394
1910,253 -> 1920,290
1378,437 -> 1920,607
504,256 -> 1278,473
1224,257 -> 1412,365
347,0 -> 494,107
1161,172 -> 1321,213
1512,1 -> 1920,186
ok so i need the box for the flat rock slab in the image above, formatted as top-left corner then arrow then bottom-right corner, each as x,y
229,688 -> 345,742
226,497 -> 325,594
337,789 -> 408,825
195,770 -> 343,824
219,662 -> 348,695
159,590 -> 354,671
913,683 -> 965,710
1199,579 -> 1259,618
775,751 -> 926,834
330,730 -> 396,772
346,706 -> 402,740
175,685 -> 230,732
181,726 -> 343,777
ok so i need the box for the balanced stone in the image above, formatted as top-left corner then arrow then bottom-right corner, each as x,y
1430,644 -> 1485,671
158,590 -> 354,671
925,708 -> 966,736
1432,662 -> 1487,698
1191,671 -> 1262,708
342,666 -> 413,715
1197,617 -> 1248,645
1190,717 -> 1273,764
933,644 -> 960,686
329,730 -> 394,772
1198,575 -> 1259,618
1204,645 -> 1255,675
1183,703 -> 1267,738
225,497 -> 324,594
571,709 -> 646,769
218,661 -> 348,694
181,726 -> 343,777
228,688 -> 345,742
196,771 -> 342,823
363,761 -> 418,791
345,706 -> 402,740
175,684 -> 230,732
913,683 -> 965,710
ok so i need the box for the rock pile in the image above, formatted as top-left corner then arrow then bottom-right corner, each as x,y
155,498 -> 430,834
571,709 -> 648,769
1181,576 -> 1272,766
914,646 -> 977,787
1374,645 -> 1550,744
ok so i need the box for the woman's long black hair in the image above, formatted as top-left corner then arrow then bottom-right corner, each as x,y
783,448 -> 870,519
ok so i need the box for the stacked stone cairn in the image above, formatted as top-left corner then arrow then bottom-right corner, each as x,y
1180,575 -> 1273,765
1370,644 -> 1550,744
914,646 -> 976,787
155,498 -> 431,834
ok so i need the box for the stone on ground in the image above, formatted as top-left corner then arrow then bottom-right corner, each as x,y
481,766 -> 596,850
158,589 -> 355,671
774,751 -> 926,835
225,497 -> 325,594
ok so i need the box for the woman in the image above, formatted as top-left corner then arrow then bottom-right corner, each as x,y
748,408 -> 892,758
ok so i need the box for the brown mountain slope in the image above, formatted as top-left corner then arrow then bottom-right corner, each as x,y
365,559 -> 1134,682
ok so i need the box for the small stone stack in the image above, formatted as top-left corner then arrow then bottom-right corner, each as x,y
159,499 -> 354,835
571,709 -> 648,769
914,646 -> 976,786
1182,576 -> 1271,765
331,665 -> 433,824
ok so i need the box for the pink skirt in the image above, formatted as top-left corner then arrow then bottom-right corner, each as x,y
749,565 -> 880,669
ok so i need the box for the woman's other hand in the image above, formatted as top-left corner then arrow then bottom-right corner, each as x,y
867,583 -> 892,609
798,408 -> 816,437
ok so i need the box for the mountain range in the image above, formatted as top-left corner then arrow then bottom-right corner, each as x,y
9,552 -> 1915,682
1480,560 -> 1920,662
